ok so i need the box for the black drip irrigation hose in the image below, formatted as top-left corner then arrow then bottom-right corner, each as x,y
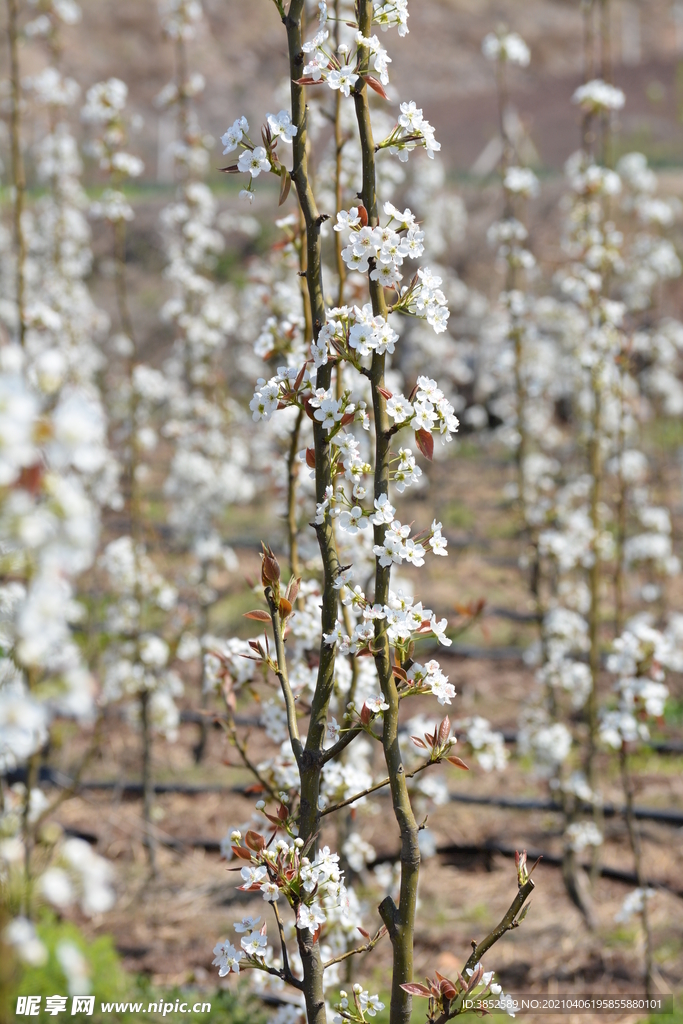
435,841 -> 683,898
63,826 -> 683,900
446,791 -> 683,827
176,710 -> 683,755
41,768 -> 683,825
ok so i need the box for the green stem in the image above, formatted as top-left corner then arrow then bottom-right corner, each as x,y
353,10 -> 420,1024
266,586 -> 303,763
287,408 -> 304,578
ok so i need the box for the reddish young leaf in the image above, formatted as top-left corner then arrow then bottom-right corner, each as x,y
244,609 -> 271,622
219,164 -> 240,173
305,446 -> 316,468
358,204 -> 369,227
363,74 -> 389,99
415,428 -> 434,461
400,983 -> 432,997
277,802 -> 289,821
434,972 -> 457,1000
16,464 -> 43,494
303,398 -> 316,421
293,76 -> 323,86
286,577 -> 301,605
438,716 -> 451,745
245,830 -> 266,851
446,755 -> 470,770
377,386 -> 393,400
279,597 -> 292,618
439,979 -> 458,1000
278,169 -> 291,206
231,845 -> 254,861
340,412 -> 355,427
392,665 -> 408,681
466,965 -> 483,993
360,703 -> 372,726
294,362 -> 308,391
357,927 -> 370,939
410,735 -> 428,748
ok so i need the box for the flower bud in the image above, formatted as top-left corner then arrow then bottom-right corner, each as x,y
255,800 -> 266,811
230,829 -> 242,842
261,543 -> 281,586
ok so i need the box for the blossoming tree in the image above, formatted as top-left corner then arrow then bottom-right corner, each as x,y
207,3 -> 536,1022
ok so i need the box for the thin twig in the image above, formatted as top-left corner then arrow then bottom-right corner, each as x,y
220,714 -> 281,803
320,760 -> 434,817
266,586 -> 303,764
273,901 -> 304,990
322,926 -> 386,970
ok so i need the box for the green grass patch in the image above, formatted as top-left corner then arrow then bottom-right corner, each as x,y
8,915 -> 265,1024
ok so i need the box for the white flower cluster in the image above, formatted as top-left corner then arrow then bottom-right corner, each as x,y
25,0 -> 81,39
565,821 -> 603,853
600,622 -> 671,750
324,580 -> 451,656
385,374 -> 460,442
372,0 -> 408,36
572,79 -> 625,113
220,113 -> 292,202
457,716 -> 509,772
159,0 -> 203,40
615,887 -> 655,925
378,101 -> 441,162
336,202 -> 425,287
482,30 -> 530,66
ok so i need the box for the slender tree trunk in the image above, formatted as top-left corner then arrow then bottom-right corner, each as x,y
140,689 -> 156,873
586,379 -> 602,788
354,9 -> 420,1023
284,4 -> 340,1020
7,0 -> 26,347
620,747 -> 654,999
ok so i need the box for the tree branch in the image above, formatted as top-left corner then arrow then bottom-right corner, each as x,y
266,586 -> 303,764
320,724 -> 363,765
273,900 -> 304,990
320,760 -> 435,817
353,8 -> 421,1023
463,877 -> 535,974
430,878 -> 536,1024
322,926 -> 387,969
220,714 -> 281,803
